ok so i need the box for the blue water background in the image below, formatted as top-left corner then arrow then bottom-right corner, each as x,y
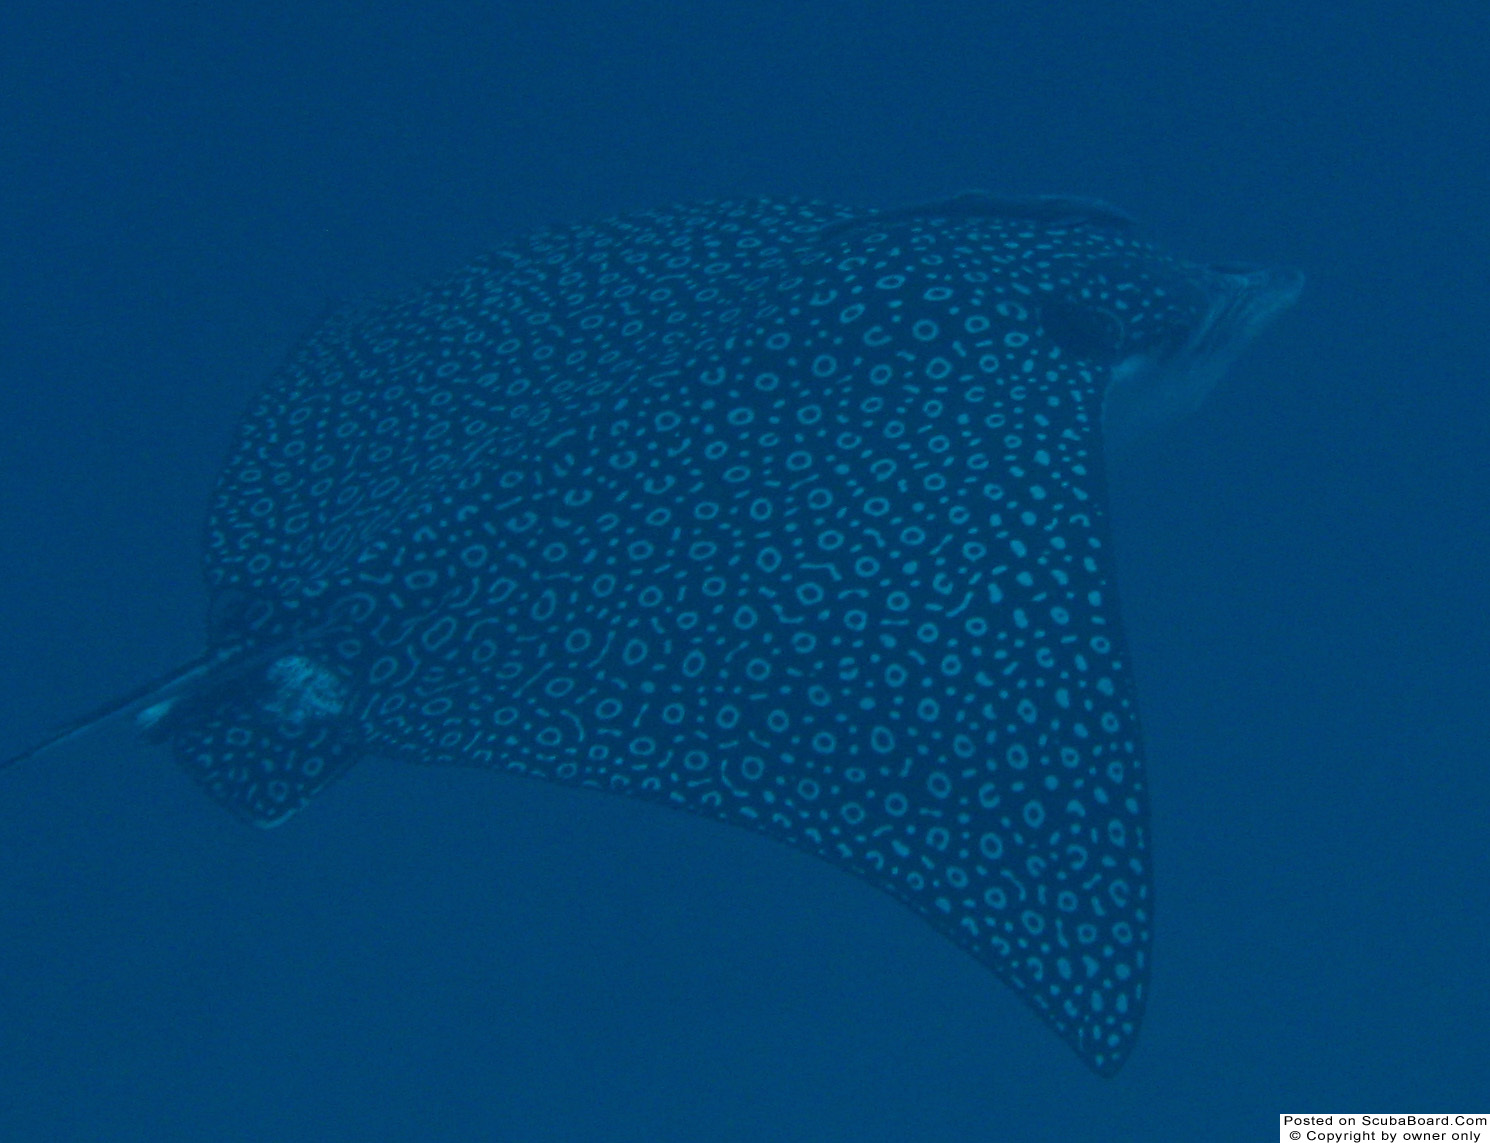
1,2 -> 1486,1138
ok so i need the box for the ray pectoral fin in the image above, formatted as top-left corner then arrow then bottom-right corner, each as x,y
307,201 -> 1164,1075
347,262 -> 1157,1073
691,294 -> 1154,1074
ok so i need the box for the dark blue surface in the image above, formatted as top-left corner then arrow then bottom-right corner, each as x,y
2,2 -> 1486,1138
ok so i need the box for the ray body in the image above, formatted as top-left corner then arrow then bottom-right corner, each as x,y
11,195 -> 1302,1075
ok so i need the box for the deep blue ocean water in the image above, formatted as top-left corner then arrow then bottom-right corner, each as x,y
1,2 -> 1486,1139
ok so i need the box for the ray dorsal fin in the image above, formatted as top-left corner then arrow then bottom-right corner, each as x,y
3,633 -> 361,827
815,191 -> 1137,242
1,652 -> 225,770
1,634 -> 312,770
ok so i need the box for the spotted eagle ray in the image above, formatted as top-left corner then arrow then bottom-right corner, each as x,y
4,193 -> 1302,1075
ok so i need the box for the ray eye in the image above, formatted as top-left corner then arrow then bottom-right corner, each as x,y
1040,299 -> 1125,362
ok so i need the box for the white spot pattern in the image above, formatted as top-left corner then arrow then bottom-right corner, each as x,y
179,196 -> 1239,1075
